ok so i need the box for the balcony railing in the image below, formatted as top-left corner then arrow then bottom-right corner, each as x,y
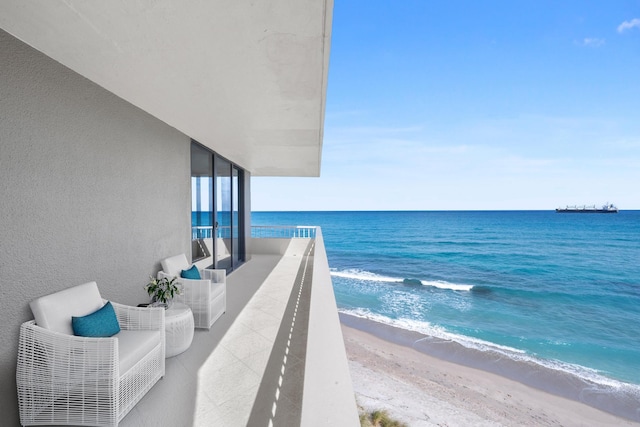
192,226 -> 234,240
192,226 -> 213,239
251,225 -> 317,239
192,225 -> 317,240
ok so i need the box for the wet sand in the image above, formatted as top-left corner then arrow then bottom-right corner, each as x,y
341,319 -> 640,426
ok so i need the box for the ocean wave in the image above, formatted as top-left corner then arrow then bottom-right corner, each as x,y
340,308 -> 640,394
330,269 -> 399,283
342,308 -> 523,354
330,268 -> 473,291
420,279 -> 473,291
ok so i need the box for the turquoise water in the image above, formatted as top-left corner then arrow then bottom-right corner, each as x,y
253,211 -> 640,390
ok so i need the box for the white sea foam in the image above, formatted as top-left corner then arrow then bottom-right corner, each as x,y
340,308 -> 640,394
420,279 -> 474,291
330,268 -> 473,291
330,269 -> 399,283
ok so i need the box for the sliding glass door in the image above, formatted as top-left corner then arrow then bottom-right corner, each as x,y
191,141 -> 246,272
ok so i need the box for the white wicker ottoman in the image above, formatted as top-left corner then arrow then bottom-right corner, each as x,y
165,302 -> 194,357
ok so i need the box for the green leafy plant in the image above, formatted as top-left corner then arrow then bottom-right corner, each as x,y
145,276 -> 181,304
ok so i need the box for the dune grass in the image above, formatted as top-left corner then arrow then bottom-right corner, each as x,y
359,408 -> 408,427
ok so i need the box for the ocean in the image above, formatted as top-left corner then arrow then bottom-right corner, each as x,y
252,210 -> 640,420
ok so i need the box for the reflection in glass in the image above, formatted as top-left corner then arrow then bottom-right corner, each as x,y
216,156 -> 232,272
191,144 -> 213,263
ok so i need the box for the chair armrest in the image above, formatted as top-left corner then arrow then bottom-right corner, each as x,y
17,321 -> 119,382
109,300 -> 165,332
174,277 -> 212,304
202,268 -> 226,283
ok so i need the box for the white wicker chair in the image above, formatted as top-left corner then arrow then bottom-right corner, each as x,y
158,254 -> 226,329
17,282 -> 165,426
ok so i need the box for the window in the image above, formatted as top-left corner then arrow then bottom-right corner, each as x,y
191,141 -> 246,272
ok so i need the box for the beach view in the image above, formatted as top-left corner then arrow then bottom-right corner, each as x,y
4,0 -> 640,426
254,211 -> 640,425
252,1 -> 640,426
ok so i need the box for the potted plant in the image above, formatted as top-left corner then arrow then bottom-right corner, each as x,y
145,276 -> 181,308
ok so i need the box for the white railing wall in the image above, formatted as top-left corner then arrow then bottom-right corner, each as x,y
249,226 -> 317,256
245,225 -> 360,424
301,227 -> 360,426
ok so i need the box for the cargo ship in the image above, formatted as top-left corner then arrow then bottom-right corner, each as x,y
555,203 -> 618,213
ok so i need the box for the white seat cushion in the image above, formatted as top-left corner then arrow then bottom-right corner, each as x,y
29,282 -> 104,335
117,330 -> 162,375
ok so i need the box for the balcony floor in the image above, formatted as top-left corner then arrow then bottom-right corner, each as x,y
120,239 -> 313,427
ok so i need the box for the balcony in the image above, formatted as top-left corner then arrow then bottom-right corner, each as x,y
120,226 -> 358,426
192,225 -> 317,240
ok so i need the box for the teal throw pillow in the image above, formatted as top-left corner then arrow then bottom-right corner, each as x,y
181,265 -> 201,280
72,301 -> 121,337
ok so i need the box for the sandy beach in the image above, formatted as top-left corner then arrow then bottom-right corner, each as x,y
341,321 -> 640,427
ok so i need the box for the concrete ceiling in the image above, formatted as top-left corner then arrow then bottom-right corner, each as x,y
0,1 -> 332,177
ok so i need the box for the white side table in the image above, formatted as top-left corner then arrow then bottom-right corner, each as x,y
164,302 -> 194,358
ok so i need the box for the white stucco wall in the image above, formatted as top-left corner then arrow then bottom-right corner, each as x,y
0,29 -> 191,423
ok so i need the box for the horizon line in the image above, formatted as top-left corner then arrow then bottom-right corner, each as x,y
250,208 -> 639,213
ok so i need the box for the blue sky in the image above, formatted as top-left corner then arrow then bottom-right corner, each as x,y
253,1 -> 640,211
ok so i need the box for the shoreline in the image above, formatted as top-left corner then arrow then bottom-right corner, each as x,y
340,313 -> 640,426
